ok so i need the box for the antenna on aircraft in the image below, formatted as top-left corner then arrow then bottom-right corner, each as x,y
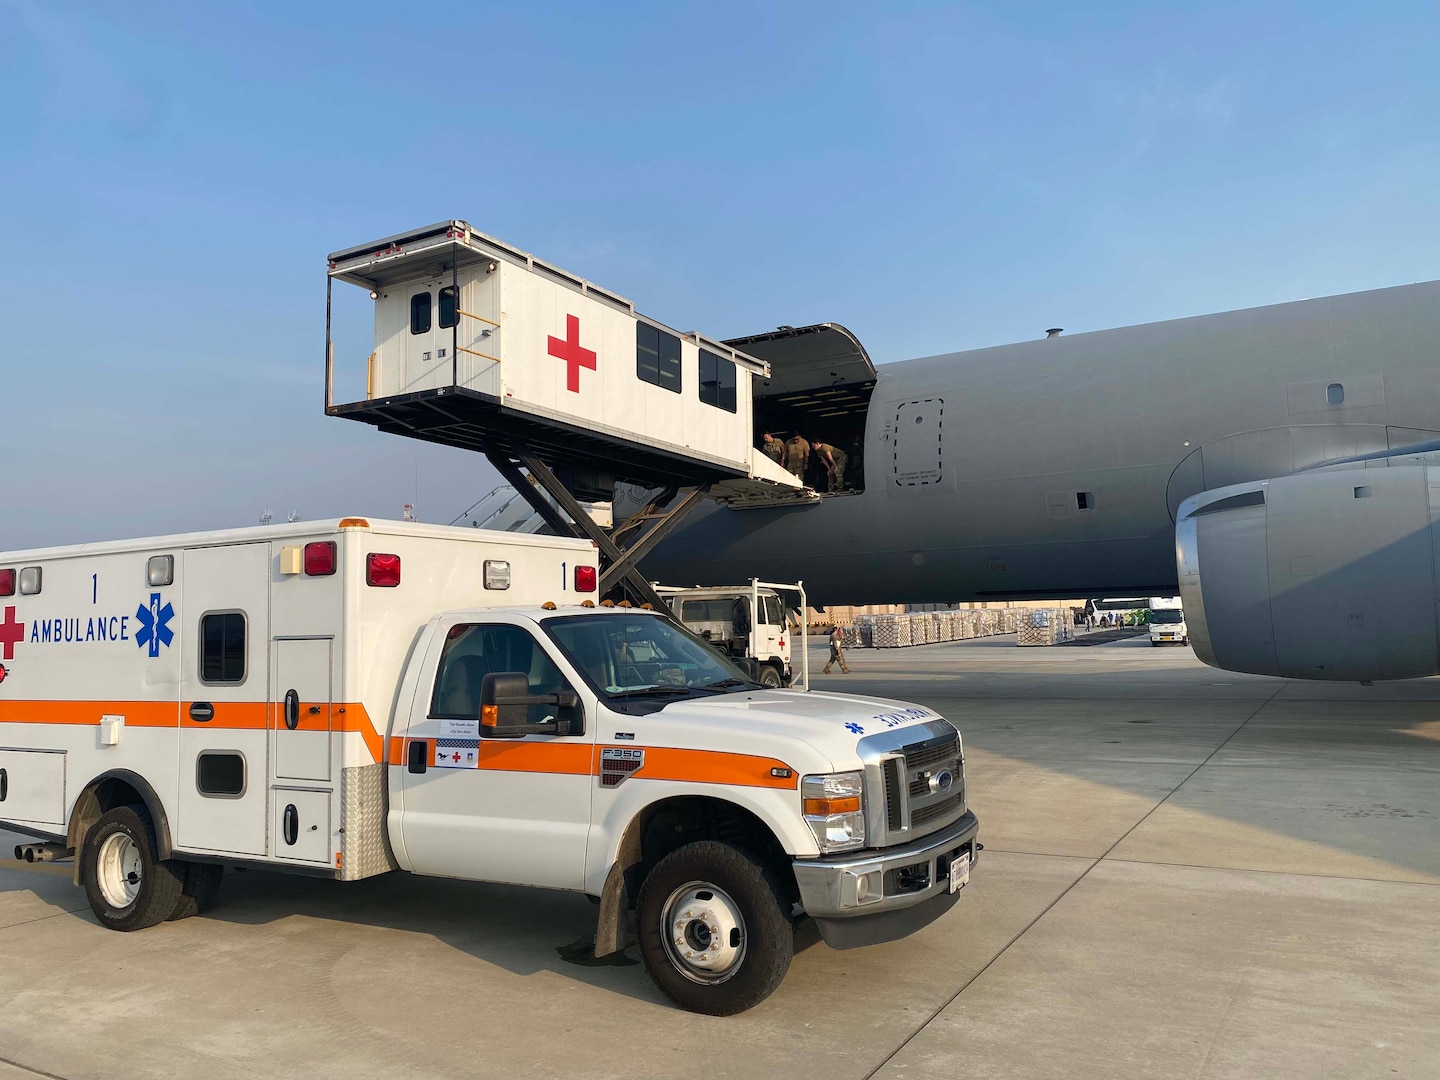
1045,328 -> 1064,339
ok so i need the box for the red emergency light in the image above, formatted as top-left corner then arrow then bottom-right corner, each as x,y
304,542 -> 337,576
0,569 -> 13,597
575,565 -> 597,593
367,553 -> 401,587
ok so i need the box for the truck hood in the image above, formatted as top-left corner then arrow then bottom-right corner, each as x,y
598,689 -> 953,773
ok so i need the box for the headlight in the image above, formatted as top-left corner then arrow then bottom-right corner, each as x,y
802,771 -> 865,853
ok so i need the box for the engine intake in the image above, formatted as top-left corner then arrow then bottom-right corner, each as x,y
1177,465 -> 1440,681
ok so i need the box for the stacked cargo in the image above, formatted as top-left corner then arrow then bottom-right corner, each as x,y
912,613 -> 932,645
1017,608 -> 1070,646
871,614 -> 913,648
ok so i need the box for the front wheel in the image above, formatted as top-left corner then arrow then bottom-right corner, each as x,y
636,841 -> 793,1015
81,805 -> 185,932
758,665 -> 783,689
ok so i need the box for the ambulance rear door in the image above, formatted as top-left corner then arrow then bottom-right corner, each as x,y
174,543 -> 270,857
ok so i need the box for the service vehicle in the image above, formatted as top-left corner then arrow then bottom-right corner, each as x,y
659,580 -> 806,689
1148,595 -> 1188,646
0,518 -> 979,1015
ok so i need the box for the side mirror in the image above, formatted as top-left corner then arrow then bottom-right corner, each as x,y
479,672 -> 582,738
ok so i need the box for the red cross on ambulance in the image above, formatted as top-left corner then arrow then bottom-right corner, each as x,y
0,606 -> 23,661
548,314 -> 597,393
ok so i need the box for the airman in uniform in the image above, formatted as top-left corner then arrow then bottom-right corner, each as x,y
785,434 -> 810,481
761,432 -> 785,466
813,440 -> 848,493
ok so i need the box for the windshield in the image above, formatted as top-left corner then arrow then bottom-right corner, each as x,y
1151,609 -> 1185,624
542,612 -> 757,701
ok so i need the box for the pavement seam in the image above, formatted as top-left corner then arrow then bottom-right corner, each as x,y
861,680 -> 1290,1080
0,906 -> 92,934
0,1053 -> 69,1080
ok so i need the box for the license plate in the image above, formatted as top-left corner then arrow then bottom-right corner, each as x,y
948,851 -> 971,893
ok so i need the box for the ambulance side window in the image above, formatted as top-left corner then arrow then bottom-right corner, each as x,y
438,286 -> 458,329
431,623 -> 576,728
199,612 -> 247,684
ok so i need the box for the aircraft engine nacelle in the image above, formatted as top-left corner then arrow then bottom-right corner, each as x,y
1176,465 -> 1440,681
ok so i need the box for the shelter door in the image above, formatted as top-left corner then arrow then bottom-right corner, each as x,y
175,543 -> 270,857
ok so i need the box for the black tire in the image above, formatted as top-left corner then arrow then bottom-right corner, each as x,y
636,841 -> 793,1015
167,861 -> 225,921
80,805 -> 185,932
758,665 -> 783,689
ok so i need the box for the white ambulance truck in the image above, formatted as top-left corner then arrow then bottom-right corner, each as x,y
1148,595 -> 1188,646
0,518 -> 978,1015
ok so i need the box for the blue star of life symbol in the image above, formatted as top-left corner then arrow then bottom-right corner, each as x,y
135,592 -> 175,658
845,721 -> 865,734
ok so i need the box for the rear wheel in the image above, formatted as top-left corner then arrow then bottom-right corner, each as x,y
81,805 -> 185,932
168,861 -> 225,921
758,665 -> 783,689
636,841 -> 793,1015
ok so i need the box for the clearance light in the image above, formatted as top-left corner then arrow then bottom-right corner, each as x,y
366,553 -> 401,587
581,600 -> 595,608
0,569 -> 13,597
338,517 -> 371,529
304,542 -> 337,576
574,565 -> 597,593
618,600 -> 632,608
541,601 -> 558,610
600,600 -> 615,608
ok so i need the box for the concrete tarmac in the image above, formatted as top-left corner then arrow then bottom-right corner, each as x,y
2,636 -> 1438,1079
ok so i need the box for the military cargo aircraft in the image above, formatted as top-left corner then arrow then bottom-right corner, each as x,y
642,280 -> 1440,683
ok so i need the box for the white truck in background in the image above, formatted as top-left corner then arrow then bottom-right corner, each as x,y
1148,595 -> 1188,646
0,518 -> 977,1015
659,580 -> 807,690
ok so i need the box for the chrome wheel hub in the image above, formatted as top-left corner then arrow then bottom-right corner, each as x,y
661,881 -> 746,984
96,832 -> 143,910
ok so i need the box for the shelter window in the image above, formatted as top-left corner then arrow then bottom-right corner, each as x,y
196,752 -> 246,798
636,323 -> 682,394
410,292 -> 432,335
438,286 -> 458,329
699,350 -> 737,412
200,612 -> 247,684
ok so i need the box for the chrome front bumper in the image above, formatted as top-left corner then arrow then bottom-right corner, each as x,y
793,811 -> 979,948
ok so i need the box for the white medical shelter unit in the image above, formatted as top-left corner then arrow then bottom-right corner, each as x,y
326,221 -> 801,501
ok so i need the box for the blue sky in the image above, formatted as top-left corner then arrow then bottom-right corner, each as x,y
2,1 -> 1437,549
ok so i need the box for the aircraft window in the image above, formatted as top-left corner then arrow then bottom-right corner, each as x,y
637,323 -> 682,394
1327,382 -> 1345,406
410,292 -> 432,335
699,350 -> 737,412
438,286 -> 458,329
1076,491 -> 1095,511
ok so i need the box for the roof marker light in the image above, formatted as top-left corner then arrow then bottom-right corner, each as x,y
338,517 -> 371,529
367,553 -> 401,587
0,569 -> 13,596
304,542 -> 337,576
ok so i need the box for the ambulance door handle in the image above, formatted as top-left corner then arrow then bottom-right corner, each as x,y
189,702 -> 214,723
0,768 -> 7,802
284,690 -> 300,730
283,803 -> 299,846
407,740 -> 428,774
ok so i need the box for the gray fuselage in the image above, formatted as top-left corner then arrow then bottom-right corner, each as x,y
643,280 -> 1440,604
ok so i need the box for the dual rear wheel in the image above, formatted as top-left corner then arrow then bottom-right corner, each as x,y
80,805 -> 223,930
